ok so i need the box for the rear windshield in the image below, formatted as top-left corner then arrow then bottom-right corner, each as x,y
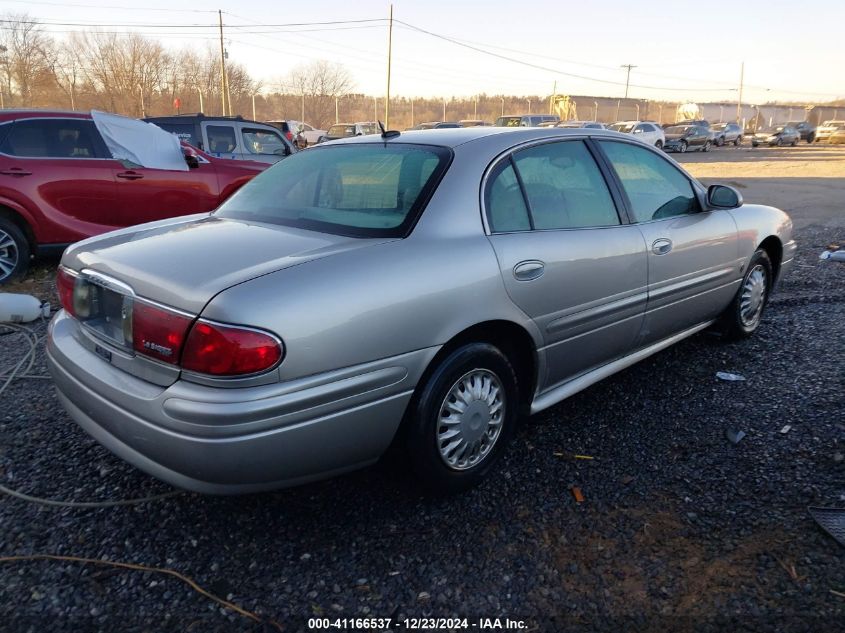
215,143 -> 452,238
328,124 -> 355,137
495,116 -> 524,127
609,123 -> 636,133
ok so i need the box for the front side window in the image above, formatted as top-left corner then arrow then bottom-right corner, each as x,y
0,119 -> 104,158
241,128 -> 288,156
598,140 -> 699,222
206,125 -> 237,153
512,141 -> 619,230
328,124 -> 355,137
216,143 -> 450,237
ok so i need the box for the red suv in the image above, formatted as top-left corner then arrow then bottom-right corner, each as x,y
0,110 -> 268,283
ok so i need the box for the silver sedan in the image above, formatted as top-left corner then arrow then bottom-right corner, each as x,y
47,127 -> 796,494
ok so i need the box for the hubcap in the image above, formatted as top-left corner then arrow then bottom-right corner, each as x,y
740,264 -> 767,328
437,369 -> 505,471
0,228 -> 19,281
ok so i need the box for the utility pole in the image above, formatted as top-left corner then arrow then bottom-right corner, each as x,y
252,94 -> 256,121
736,61 -> 744,122
385,4 -> 393,127
410,98 -> 414,126
218,10 -> 228,116
550,80 -> 556,114
197,87 -> 204,114
621,64 -> 636,99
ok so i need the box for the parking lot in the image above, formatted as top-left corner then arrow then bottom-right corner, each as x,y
1,143 -> 843,632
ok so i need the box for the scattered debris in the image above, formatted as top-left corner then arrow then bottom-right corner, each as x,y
725,429 -> 746,444
553,452 -> 595,460
417,591 -> 430,601
774,556 -> 806,582
716,371 -> 746,382
819,249 -> 845,262
570,486 -> 585,503
780,425 -> 792,434
808,507 -> 845,548
620,475 -> 634,486
831,589 -> 845,599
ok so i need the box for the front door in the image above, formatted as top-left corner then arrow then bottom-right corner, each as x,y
484,139 -> 648,391
596,139 -> 740,346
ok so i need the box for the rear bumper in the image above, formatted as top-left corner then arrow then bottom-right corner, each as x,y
47,311 -> 433,494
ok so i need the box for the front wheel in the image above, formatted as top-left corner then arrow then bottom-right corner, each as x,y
403,343 -> 519,493
719,249 -> 772,340
791,138 -> 799,146
678,140 -> 688,153
0,217 -> 30,285
716,136 -> 725,146
655,140 -> 663,150
703,140 -> 712,152
734,136 -> 742,146
776,138 -> 784,147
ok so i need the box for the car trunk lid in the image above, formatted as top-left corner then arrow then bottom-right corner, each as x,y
64,215 -> 394,314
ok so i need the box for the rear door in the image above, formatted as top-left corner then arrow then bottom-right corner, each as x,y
201,122 -> 240,160
0,117 -> 119,243
485,138 -> 648,390
596,139 -> 740,345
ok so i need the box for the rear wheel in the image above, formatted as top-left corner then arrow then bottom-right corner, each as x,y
0,216 -> 30,285
655,140 -> 663,150
403,343 -> 519,493
734,135 -> 742,146
716,136 -> 725,146
719,249 -> 772,340
791,137 -> 799,146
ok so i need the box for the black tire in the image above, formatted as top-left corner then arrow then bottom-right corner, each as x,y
679,140 -> 688,153
734,135 -> 742,146
0,216 -> 30,285
716,136 -> 724,147
403,343 -> 519,493
719,249 -> 773,340
703,140 -> 712,152
807,133 -> 815,143
655,140 -> 663,150
791,137 -> 798,147
776,138 -> 783,147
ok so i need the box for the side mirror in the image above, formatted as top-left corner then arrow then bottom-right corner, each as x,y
707,184 -> 742,209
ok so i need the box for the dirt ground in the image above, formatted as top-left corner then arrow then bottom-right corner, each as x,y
677,143 -> 845,229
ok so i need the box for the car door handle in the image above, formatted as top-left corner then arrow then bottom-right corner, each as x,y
116,171 -> 144,180
652,238 -> 673,255
513,260 -> 545,281
0,168 -> 32,176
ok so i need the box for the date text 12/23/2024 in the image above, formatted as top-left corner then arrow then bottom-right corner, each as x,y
307,617 -> 529,630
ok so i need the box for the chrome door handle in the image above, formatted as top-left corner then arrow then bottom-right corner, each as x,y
652,238 -> 673,255
513,260 -> 545,281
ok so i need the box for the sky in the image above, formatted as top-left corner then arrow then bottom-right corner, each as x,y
3,0 -> 844,104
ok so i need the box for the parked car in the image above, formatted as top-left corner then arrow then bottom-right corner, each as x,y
751,125 -> 800,147
814,120 -> 845,143
145,114 -> 296,163
785,121 -> 815,143
318,122 -> 379,142
555,120 -> 606,129
709,122 -> 743,146
266,120 -> 326,148
0,109 -> 267,283
459,120 -> 488,127
663,125 -> 713,153
495,114 -> 560,127
47,127 -> 795,494
828,127 -> 845,144
608,121 -> 666,148
407,122 -> 461,130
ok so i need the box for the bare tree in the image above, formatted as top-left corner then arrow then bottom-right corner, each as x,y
50,40 -> 83,110
0,13 -> 55,106
284,60 -> 355,128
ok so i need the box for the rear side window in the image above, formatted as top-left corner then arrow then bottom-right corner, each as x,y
598,140 -> 699,222
216,143 -> 451,238
512,141 -> 619,230
0,119 -> 105,158
486,161 -> 531,232
206,125 -> 237,154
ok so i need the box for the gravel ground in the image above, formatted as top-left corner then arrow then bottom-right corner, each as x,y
1,234 -> 843,630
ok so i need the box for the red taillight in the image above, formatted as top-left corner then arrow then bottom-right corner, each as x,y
56,267 -> 76,316
132,301 -> 193,365
181,321 -> 282,376
284,131 -> 293,141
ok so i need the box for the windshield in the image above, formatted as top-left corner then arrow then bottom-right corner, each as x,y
215,143 -> 452,238
358,123 -> 379,135
609,123 -> 636,133
327,124 -> 355,137
495,116 -> 523,127
665,126 -> 691,134
711,123 -> 727,130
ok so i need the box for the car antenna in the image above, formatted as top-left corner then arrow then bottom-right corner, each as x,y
379,120 -> 400,140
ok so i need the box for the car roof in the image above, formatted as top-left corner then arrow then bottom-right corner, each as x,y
0,109 -> 92,123
326,126 -> 627,150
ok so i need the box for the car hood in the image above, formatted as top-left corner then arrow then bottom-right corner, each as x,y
63,215 -> 394,314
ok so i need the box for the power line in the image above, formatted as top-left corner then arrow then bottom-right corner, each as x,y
0,16 -> 388,29
0,0 -> 217,11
